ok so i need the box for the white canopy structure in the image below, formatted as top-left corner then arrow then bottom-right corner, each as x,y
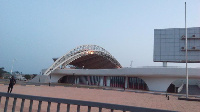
44,45 -> 122,76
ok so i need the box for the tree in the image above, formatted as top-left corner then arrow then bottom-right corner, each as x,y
24,75 -> 31,80
0,67 -> 8,77
15,71 -> 20,74
32,74 -> 37,79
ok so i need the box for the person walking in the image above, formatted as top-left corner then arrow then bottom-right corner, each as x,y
7,76 -> 16,93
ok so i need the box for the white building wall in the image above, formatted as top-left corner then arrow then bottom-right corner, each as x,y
34,67 -> 200,91
142,77 -> 179,92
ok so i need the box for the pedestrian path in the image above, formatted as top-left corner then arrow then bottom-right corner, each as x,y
0,84 -> 200,112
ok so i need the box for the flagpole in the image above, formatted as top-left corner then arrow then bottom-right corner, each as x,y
185,2 -> 188,98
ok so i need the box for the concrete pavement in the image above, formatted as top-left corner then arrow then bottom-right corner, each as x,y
0,84 -> 199,112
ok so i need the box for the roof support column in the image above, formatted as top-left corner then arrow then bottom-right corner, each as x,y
91,76 -> 94,85
125,76 -> 128,89
87,76 -> 91,85
106,76 -> 110,87
76,76 -> 79,84
99,76 -> 104,86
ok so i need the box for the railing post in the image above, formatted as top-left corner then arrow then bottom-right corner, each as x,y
67,104 -> 70,112
88,106 -> 91,112
77,105 -> 80,112
99,107 -> 102,112
47,102 -> 51,112
20,99 -> 25,112
57,103 -> 60,112
4,97 -> 9,112
12,98 -> 17,112
29,100 -> 33,112
37,101 -> 42,112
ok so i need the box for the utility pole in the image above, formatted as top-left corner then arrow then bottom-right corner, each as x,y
185,2 -> 189,98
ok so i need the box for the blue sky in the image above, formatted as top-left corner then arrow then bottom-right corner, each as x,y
0,0 -> 200,74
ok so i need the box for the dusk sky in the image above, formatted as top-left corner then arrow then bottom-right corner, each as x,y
0,0 -> 200,74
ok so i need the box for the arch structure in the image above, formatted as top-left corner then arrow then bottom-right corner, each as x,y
44,45 -> 122,76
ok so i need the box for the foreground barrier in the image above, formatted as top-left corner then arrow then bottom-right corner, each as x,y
0,92 -> 176,112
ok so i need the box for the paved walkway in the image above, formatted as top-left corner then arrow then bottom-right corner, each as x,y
0,84 -> 200,112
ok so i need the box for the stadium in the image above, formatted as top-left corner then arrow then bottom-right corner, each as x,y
37,27 -> 200,93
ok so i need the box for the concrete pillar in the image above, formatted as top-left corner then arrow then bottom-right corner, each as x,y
113,77 -> 115,87
125,76 -> 128,88
97,76 -> 100,85
114,77 -> 116,87
163,62 -> 167,67
94,76 -> 97,85
106,76 -> 110,87
116,76 -> 118,87
97,76 -> 99,85
91,76 -> 94,85
99,76 -> 104,86
87,76 -> 91,85
77,77 -> 79,84
74,76 -> 76,84
110,77 -> 112,87
86,81 -> 88,85
117,77 -> 119,87
120,77 -> 122,87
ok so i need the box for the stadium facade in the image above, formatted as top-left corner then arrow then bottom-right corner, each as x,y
42,27 -> 200,93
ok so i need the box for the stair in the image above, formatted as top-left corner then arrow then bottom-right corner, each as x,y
28,75 -> 49,83
179,85 -> 200,95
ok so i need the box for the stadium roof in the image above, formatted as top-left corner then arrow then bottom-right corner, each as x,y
44,45 -> 121,75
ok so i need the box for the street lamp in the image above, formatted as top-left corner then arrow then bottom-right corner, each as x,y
185,2 -> 189,98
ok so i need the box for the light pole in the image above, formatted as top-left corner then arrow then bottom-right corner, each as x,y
185,2 -> 189,98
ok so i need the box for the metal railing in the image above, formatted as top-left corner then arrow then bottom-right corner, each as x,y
0,92 -> 176,112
